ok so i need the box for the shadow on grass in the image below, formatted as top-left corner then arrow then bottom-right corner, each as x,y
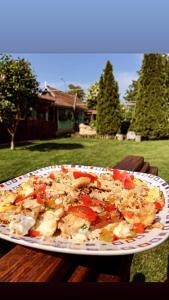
25,142 -> 84,152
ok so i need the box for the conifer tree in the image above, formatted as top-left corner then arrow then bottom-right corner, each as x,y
96,61 -> 121,135
131,54 -> 169,139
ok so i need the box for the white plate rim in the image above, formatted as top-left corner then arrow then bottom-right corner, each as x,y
0,164 -> 169,256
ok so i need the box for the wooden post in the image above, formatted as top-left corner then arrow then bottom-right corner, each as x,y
73,93 -> 77,111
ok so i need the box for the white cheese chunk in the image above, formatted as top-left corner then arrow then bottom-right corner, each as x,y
9,214 -> 35,235
113,221 -> 131,238
72,233 -> 87,242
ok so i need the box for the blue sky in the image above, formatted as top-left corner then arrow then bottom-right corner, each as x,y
12,53 -> 143,101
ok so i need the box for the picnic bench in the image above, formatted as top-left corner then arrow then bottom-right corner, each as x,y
0,155 -> 158,282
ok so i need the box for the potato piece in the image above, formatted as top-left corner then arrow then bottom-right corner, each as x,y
58,214 -> 90,236
123,202 -> 156,227
0,190 -> 17,205
16,182 -> 34,197
34,208 -> 64,237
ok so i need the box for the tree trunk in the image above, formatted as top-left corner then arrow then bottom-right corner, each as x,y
10,133 -> 15,150
7,120 -> 19,150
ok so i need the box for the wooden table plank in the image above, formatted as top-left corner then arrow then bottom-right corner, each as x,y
68,265 -> 92,282
113,155 -> 144,171
97,273 -> 121,282
68,257 -> 96,282
0,245 -> 74,282
140,162 -> 150,173
149,166 -> 158,175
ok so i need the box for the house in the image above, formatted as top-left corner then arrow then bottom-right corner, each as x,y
0,85 -> 87,144
85,109 -> 97,124
36,85 -> 87,134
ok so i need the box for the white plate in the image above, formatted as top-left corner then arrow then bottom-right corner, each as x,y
0,165 -> 169,256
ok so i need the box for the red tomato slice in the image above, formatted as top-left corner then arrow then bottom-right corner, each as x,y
155,201 -> 162,210
68,205 -> 97,222
15,196 -> 25,204
61,165 -> 68,173
38,183 -> 46,194
112,169 -> 121,180
123,177 -> 135,189
36,194 -> 44,204
113,170 -> 135,188
113,169 -> 127,181
29,229 -> 41,237
104,204 -> 116,212
133,223 -> 145,233
80,194 -> 105,207
80,195 -> 116,213
73,171 -> 97,183
112,234 -> 119,241
80,194 -> 93,206
91,199 -> 105,206
15,192 -> 37,204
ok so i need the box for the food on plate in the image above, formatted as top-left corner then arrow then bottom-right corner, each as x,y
0,167 -> 165,242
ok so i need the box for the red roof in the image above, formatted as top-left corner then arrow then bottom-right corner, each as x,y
38,85 -> 87,110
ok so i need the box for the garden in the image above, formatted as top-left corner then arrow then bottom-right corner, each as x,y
0,53 -> 169,282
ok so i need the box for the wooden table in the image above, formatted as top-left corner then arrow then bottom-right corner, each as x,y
0,155 -> 158,282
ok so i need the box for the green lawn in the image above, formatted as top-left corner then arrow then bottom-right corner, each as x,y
1,137 -> 169,183
0,137 -> 169,281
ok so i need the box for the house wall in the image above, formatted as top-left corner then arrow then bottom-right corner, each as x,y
58,119 -> 74,129
0,102 -> 86,144
57,108 -> 74,132
76,110 -> 85,124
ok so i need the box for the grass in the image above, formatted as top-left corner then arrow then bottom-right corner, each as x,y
0,136 -> 169,281
1,137 -> 169,183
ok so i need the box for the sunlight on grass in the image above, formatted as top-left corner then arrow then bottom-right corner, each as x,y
0,137 -> 169,183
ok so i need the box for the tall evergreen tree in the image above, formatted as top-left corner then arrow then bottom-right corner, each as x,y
131,54 -> 169,139
163,54 -> 169,106
96,61 -> 121,135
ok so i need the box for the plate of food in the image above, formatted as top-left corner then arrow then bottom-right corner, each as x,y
0,164 -> 169,255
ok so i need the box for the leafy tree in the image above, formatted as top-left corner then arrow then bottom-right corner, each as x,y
131,54 -> 169,139
67,84 -> 85,101
96,61 -> 121,135
85,81 -> 99,109
0,54 -> 39,149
